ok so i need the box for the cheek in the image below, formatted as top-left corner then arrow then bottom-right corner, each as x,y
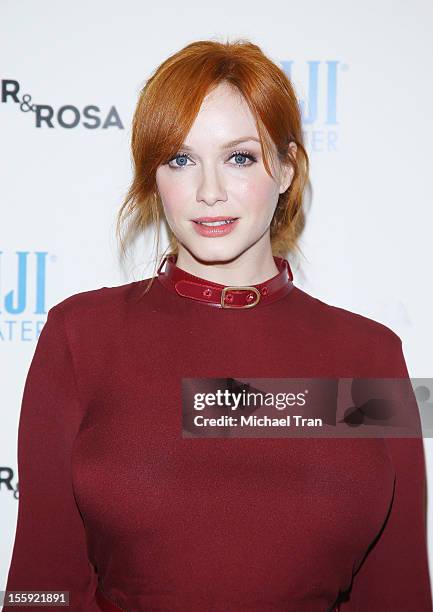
155,169 -> 187,221
156,170 -> 177,201
237,174 -> 279,220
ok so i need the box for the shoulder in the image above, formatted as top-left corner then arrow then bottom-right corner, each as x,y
41,279 -> 158,358
43,279 -> 158,340
48,279 -> 149,319
289,286 -> 407,376
291,285 -> 403,350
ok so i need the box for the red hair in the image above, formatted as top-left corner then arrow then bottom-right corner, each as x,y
116,38 -> 309,290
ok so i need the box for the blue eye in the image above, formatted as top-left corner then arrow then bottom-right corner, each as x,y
167,153 -> 191,169
166,149 -> 257,170
229,151 -> 257,167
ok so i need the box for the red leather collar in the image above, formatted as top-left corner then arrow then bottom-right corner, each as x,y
157,254 -> 294,309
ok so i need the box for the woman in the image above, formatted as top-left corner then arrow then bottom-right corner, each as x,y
4,39 -> 432,611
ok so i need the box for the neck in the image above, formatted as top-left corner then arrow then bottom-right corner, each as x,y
174,245 -> 280,286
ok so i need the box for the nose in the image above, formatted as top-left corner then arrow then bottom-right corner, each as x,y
196,163 -> 228,206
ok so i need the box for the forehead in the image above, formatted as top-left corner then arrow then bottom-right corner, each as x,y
185,82 -> 259,148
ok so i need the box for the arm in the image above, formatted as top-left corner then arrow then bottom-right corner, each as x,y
339,336 -> 432,610
3,304 -> 100,611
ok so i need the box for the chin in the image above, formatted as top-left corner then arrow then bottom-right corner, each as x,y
179,239 -> 240,264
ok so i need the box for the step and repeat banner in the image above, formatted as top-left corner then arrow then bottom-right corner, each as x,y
1,0 -> 432,596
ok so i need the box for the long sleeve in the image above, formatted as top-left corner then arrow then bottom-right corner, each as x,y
3,304 -> 100,611
339,336 -> 432,611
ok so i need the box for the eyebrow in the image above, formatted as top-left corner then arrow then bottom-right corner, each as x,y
179,137 -> 261,152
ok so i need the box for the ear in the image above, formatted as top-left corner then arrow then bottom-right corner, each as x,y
278,142 -> 297,194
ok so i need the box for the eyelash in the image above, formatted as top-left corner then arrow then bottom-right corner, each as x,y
166,150 -> 257,170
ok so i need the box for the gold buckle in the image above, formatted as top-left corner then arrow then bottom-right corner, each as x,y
220,286 -> 261,309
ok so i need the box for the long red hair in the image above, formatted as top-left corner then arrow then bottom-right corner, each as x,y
116,38 -> 309,291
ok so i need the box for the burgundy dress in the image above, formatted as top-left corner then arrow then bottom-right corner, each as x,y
4,255 -> 432,611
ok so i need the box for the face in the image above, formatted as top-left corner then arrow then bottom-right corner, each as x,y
155,81 -> 296,265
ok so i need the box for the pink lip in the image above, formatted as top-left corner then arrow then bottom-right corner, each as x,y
191,218 -> 239,237
193,216 -> 239,222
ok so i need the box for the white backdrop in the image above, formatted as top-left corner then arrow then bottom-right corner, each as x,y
1,0 -> 432,596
